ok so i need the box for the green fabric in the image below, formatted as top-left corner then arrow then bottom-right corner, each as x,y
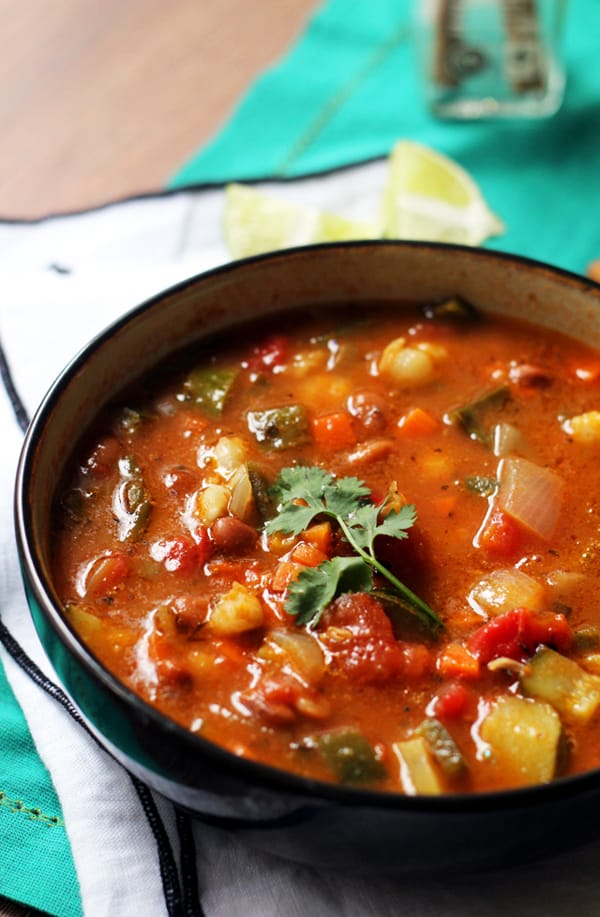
0,659 -> 82,917
171,0 -> 600,277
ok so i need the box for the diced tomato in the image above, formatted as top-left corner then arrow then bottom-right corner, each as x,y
246,334 -> 289,373
477,508 -> 523,557
150,534 -> 210,574
429,683 -> 473,720
311,411 -> 357,451
321,593 -> 429,683
467,606 -> 572,664
83,437 -> 121,479
84,553 -> 130,597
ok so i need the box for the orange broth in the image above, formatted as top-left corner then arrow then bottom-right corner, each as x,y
51,301 -> 600,794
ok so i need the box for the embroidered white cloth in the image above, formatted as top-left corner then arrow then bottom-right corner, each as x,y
2,166 -> 600,916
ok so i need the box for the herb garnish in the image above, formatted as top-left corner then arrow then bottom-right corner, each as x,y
265,466 -> 442,631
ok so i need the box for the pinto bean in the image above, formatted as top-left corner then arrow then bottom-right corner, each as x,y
508,364 -> 553,388
344,438 -> 395,467
347,391 -> 389,434
210,516 -> 258,553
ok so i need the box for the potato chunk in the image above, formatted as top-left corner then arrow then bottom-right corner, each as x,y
209,582 -> 264,635
479,695 -> 562,786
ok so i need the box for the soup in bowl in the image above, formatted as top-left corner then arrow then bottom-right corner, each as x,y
15,241 -> 600,872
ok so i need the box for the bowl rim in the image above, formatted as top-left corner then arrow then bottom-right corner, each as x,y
14,239 -> 600,815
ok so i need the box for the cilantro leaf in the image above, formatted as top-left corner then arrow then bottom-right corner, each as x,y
286,557 -> 373,627
267,465 -> 442,632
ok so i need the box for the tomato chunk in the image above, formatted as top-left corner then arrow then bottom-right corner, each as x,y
246,334 -> 289,372
321,593 -> 430,683
467,607 -> 572,664
477,509 -> 523,557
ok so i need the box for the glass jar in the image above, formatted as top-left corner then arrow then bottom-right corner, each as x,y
415,0 -> 567,119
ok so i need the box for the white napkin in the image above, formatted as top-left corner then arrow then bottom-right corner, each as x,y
2,166 -> 600,917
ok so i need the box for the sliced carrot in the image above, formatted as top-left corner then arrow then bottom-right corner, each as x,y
311,411 -> 357,450
436,643 -> 480,680
270,561 -> 301,593
290,540 -> 328,567
395,406 -> 438,438
301,521 -> 332,555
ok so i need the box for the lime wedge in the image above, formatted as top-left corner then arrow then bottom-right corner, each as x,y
223,183 -> 379,259
382,140 -> 505,246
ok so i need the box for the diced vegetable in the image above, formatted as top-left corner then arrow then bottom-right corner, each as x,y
247,463 -> 274,520
479,695 -> 563,786
214,436 -> 247,476
464,475 -> 498,497
311,411 -> 357,450
477,508 -> 523,556
247,405 -> 310,450
114,456 -> 152,541
209,582 -> 264,635
393,736 -> 444,795
416,718 -> 466,779
379,338 -> 436,387
259,629 -> 326,683
228,465 -> 255,521
447,386 -> 510,446
562,410 -> 600,444
468,607 -> 572,664
193,483 -> 230,524
572,626 -> 600,651
422,296 -> 479,322
396,406 -> 438,437
492,422 -> 529,457
468,568 -> 545,618
436,643 -> 480,679
185,366 -> 239,415
316,728 -> 386,784
497,456 -> 564,540
520,646 -> 600,725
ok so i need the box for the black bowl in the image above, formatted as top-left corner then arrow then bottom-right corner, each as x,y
15,241 -> 600,874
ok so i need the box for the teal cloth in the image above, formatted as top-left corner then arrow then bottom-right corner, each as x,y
3,0 -> 600,913
0,660 -> 82,916
171,0 -> 600,277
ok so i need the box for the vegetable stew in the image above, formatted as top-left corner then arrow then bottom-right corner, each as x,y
51,300 -> 600,794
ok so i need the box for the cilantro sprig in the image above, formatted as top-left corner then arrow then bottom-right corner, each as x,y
265,466 -> 442,631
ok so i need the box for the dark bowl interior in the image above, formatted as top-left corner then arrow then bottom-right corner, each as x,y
14,241 -> 600,874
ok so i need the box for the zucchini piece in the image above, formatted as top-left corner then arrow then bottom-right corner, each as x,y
422,296 -> 480,322
464,475 -> 498,498
185,366 -> 239,416
114,455 -> 152,541
316,728 -> 386,785
416,718 -> 466,780
247,462 -> 274,520
446,385 -> 510,447
520,646 -> 600,725
247,405 -> 309,451
393,736 -> 444,795
479,694 -> 563,786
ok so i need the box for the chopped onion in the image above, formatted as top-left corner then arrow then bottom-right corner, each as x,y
266,629 -> 326,684
493,422 -> 529,458
228,465 -> 254,521
468,568 -> 545,618
497,456 -> 564,540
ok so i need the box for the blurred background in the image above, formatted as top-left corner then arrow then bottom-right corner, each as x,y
1,0 -> 317,219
